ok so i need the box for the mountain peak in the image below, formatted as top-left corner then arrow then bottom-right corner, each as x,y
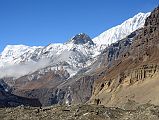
68,33 -> 94,45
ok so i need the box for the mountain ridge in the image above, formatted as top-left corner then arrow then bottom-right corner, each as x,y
0,11 -> 150,79
93,12 -> 150,46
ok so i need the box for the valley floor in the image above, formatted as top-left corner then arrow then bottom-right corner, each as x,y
0,103 -> 159,120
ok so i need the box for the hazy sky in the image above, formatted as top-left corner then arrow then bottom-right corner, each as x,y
0,0 -> 158,52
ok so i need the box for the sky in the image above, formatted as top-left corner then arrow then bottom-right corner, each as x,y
0,0 -> 158,52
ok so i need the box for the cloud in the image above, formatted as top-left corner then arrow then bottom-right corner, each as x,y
0,58 -> 51,79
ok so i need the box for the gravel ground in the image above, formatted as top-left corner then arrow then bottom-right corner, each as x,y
0,103 -> 159,120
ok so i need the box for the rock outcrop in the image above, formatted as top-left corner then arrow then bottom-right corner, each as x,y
69,33 -> 94,45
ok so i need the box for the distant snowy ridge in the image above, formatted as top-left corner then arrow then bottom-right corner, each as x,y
93,12 -> 150,46
0,12 -> 150,78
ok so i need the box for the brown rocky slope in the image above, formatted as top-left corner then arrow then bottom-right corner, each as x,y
89,6 -> 159,108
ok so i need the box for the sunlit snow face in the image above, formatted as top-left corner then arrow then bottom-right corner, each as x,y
92,12 -> 150,46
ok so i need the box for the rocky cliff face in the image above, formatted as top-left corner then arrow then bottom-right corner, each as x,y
89,6 -> 159,107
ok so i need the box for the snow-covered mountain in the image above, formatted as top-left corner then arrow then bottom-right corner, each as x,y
93,12 -> 150,46
0,33 -> 98,78
0,12 -> 150,78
